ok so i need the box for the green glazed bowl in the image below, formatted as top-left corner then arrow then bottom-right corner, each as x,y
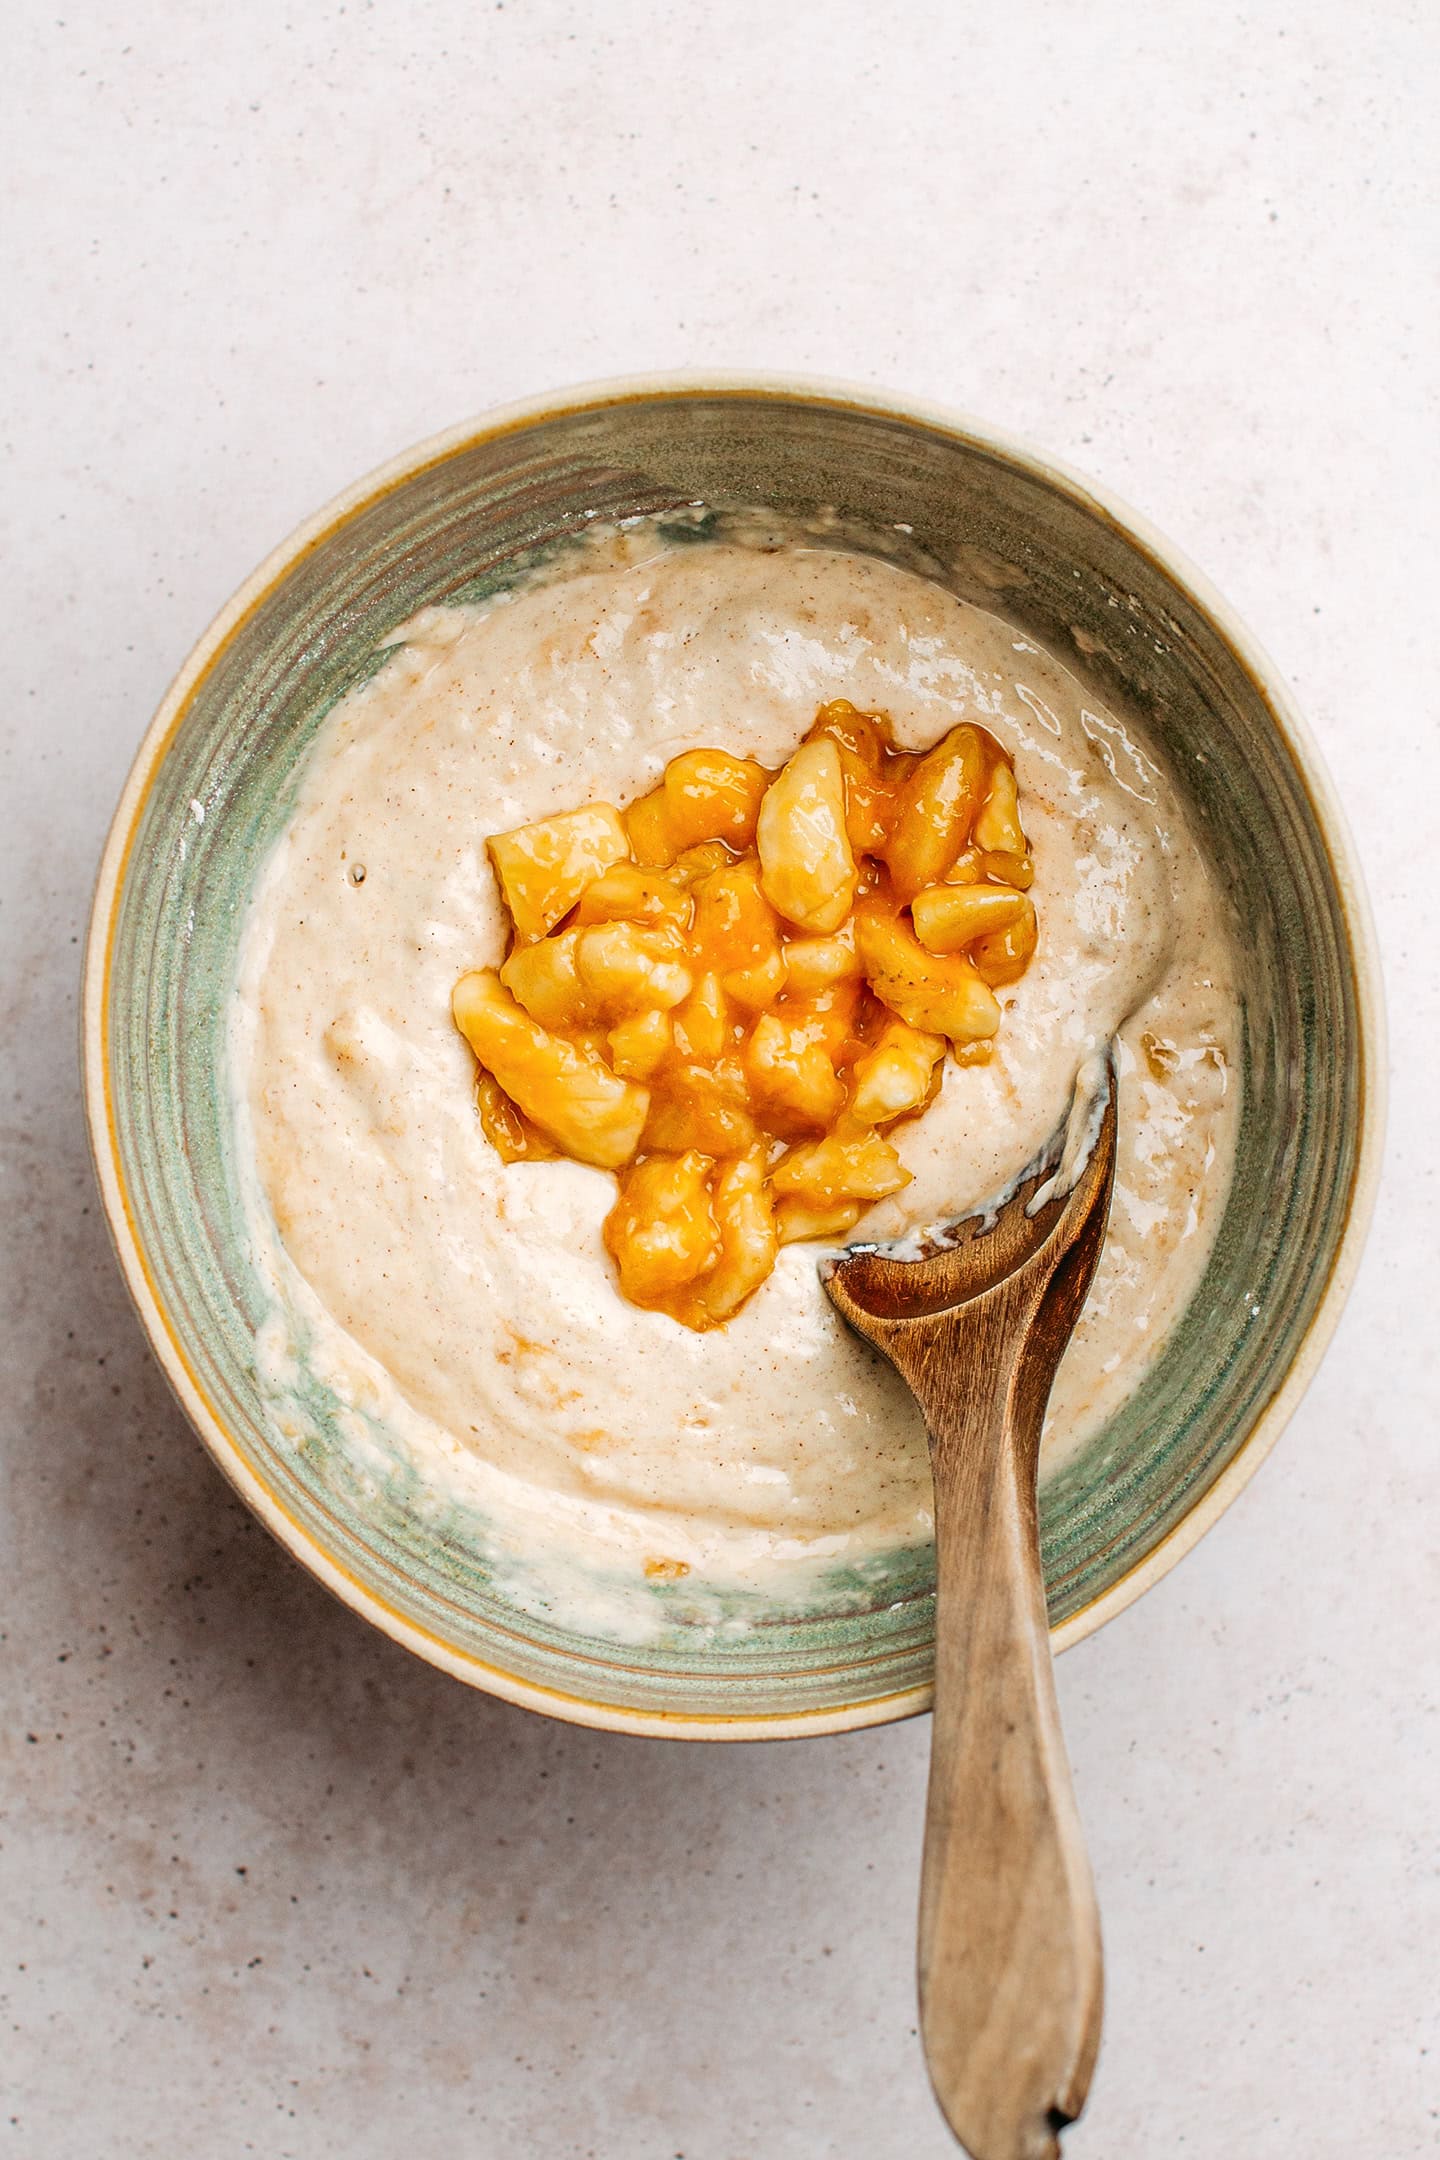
84,375 -> 1383,1738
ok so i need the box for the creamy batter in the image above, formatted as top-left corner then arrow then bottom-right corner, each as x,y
231,521 -> 1239,1613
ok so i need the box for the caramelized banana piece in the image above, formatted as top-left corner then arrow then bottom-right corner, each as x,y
848,1020 -> 946,1126
746,1015 -> 846,1132
642,1064 -> 759,1155
663,749 -> 771,850
879,726 -> 987,901
574,922 -> 693,1016
691,858 -> 779,967
500,928 -> 589,1030
607,1008 -> 673,1080
770,1125 -> 912,1207
723,950 -> 788,1012
603,1150 -> 721,1305
944,843 -> 1035,891
780,924 -> 862,992
971,897 -> 1039,987
624,788 -> 678,868
775,980 -> 861,1059
488,805 -> 630,940
573,863 -> 693,931
973,758 -> 1028,856
855,907 -> 1002,1045
910,882 -> 1028,954
452,970 -> 648,1168
667,841 -> 736,887
980,849 -> 1035,891
680,1147 -> 778,1326
473,1071 -> 558,1163
690,858 -> 788,1009
775,1196 -> 864,1245
806,699 -> 896,853
672,973 -> 732,1063
756,737 -> 858,934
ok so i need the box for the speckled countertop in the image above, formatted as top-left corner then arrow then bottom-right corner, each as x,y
3,5 -> 1435,2156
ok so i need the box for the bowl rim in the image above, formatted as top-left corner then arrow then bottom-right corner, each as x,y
82,368 -> 1387,1741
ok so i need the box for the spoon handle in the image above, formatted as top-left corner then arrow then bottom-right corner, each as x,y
907,1331 -> 1102,2160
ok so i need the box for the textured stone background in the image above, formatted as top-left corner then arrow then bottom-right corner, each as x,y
3,3 -> 1435,2155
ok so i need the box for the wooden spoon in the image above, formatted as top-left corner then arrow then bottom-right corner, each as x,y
823,1056 -> 1118,2160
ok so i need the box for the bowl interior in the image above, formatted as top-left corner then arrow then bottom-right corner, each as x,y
95,388 -> 1368,1726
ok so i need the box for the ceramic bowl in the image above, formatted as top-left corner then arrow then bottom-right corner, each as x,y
84,375 -> 1383,1738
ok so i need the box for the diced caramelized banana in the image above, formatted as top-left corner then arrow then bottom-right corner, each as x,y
623,786 -> 678,868
780,924 -> 862,992
488,805 -> 630,940
806,700 -> 896,853
603,1151 -> 720,1304
746,1015 -> 846,1132
775,1196 -> 864,1245
474,1070 -> 557,1163
672,973 -> 731,1063
643,1063 -> 758,1155
500,928 -> 589,1029
452,970 -> 648,1168
848,1021 -> 946,1126
723,948 -> 788,1012
973,759 -> 1028,856
971,896 -> 1038,987
574,922 -> 693,1015
855,907 -> 1003,1044
691,858 -> 779,969
574,863 -> 693,931
460,701 -> 1039,1326
981,848 -> 1034,891
770,1125 -> 912,1206
607,1008 -> 673,1080
776,980 -> 861,1058
680,1148 -> 778,1325
667,841 -> 735,887
910,882 -> 1029,953
756,737 -> 858,933
944,845 -> 1035,891
662,749 -> 771,849
880,726 -> 986,900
